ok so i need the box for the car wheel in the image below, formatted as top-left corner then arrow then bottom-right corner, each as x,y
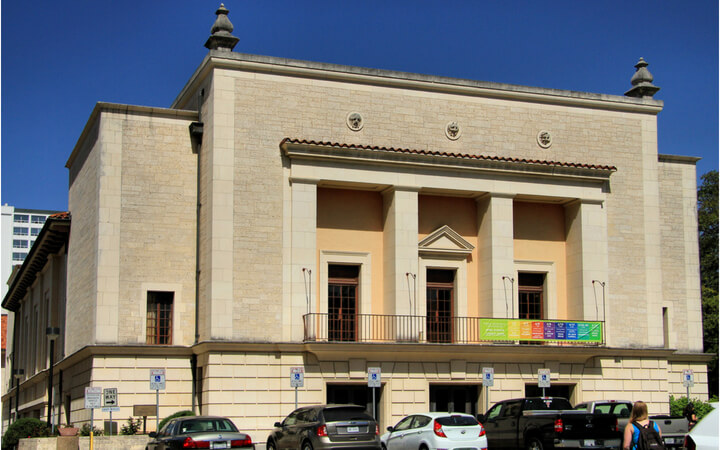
302,441 -> 313,450
526,437 -> 544,450
267,441 -> 276,450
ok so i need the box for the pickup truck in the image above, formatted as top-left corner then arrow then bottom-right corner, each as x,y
478,397 -> 621,449
573,400 -> 689,449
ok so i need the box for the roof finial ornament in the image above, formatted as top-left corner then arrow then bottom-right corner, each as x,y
204,4 -> 239,52
624,57 -> 660,98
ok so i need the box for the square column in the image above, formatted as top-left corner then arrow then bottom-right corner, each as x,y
287,179 -> 317,341
202,72 -> 235,340
382,188 -> 419,316
565,200 -> 609,323
477,194 -> 515,318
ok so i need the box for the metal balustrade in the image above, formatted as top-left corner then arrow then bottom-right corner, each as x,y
303,313 -> 604,345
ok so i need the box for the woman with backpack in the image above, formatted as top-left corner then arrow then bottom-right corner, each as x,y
623,401 -> 664,450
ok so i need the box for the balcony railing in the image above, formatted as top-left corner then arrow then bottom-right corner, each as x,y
303,313 -> 604,345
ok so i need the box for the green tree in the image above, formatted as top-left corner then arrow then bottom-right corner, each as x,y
698,170 -> 718,397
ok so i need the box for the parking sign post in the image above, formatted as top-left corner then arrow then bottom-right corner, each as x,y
683,369 -> 694,399
290,367 -> 304,409
538,369 -> 551,397
368,368 -> 381,419
150,369 -> 166,432
84,387 -> 102,450
483,368 -> 494,412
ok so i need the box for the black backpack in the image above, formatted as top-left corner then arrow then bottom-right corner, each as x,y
632,420 -> 665,450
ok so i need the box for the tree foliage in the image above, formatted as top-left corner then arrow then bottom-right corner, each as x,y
698,170 -> 718,397
1,418 -> 50,449
669,395 -> 716,420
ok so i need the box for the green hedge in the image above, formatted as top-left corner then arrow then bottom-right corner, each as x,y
2,418 -> 50,450
669,395 -> 717,420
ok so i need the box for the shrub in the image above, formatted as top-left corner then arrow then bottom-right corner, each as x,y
79,423 -> 103,436
120,417 -> 142,435
2,418 -> 50,449
669,395 -> 718,420
158,410 -> 195,431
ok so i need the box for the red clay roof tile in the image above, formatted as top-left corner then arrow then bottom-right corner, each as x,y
281,138 -> 617,171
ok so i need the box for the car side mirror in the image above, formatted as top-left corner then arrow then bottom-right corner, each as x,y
149,432 -> 158,438
386,426 -> 394,432
274,422 -> 282,428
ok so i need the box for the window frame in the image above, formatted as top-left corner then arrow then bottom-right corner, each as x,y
146,291 -> 174,345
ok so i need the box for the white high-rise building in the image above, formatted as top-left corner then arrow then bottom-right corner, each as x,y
1,205 -> 62,299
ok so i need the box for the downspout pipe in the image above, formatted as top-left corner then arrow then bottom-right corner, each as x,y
190,88 -> 205,414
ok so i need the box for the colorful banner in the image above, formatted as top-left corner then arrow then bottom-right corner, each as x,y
479,319 -> 602,342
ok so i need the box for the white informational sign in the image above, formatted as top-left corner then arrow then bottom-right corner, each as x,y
103,388 -> 118,406
150,369 -> 166,390
483,367 -> 494,387
290,366 -> 305,388
85,387 -> 103,409
368,367 -> 381,388
683,369 -> 694,387
538,369 -> 551,388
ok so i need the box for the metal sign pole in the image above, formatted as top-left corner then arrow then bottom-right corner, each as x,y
486,385 -> 490,412
372,387 -> 376,420
295,386 -> 298,410
109,410 -> 113,435
90,409 -> 94,450
156,389 -> 160,433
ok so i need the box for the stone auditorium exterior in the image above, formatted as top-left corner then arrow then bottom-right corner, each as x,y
2,4 -> 708,438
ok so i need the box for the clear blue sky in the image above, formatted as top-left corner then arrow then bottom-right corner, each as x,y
2,1 -> 718,211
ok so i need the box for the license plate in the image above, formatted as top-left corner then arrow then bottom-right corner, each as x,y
582,440 -> 597,447
211,442 -> 229,449
347,426 -> 360,433
665,438 -> 675,444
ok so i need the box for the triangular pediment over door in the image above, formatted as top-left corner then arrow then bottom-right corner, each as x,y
418,225 -> 474,259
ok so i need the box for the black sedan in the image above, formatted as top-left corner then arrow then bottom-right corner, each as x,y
146,415 -> 254,449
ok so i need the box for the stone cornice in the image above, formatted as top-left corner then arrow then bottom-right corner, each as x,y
172,52 -> 663,114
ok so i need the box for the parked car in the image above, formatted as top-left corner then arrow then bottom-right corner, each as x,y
683,403 -> 718,450
381,412 -> 487,450
478,397 -> 620,449
267,404 -> 381,450
573,400 -> 632,430
574,400 -> 688,449
146,415 -> 254,450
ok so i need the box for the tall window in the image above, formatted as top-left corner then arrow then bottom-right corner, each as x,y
518,272 -> 545,319
147,291 -> 173,345
328,265 -> 359,342
427,269 -> 455,343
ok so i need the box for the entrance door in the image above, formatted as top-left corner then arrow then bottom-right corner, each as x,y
327,384 -> 382,422
518,272 -> 545,319
328,265 -> 359,341
429,385 -> 478,416
426,269 -> 454,343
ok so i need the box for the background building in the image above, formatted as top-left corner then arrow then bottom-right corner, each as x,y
1,5 -> 709,440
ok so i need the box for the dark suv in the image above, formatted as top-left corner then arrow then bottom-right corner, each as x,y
267,404 -> 381,450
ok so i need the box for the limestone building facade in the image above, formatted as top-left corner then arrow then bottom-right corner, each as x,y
2,5 -> 708,439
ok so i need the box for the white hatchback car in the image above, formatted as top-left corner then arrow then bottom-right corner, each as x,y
684,403 -> 718,450
381,412 -> 487,450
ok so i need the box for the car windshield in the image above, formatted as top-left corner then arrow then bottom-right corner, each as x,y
322,407 -> 373,422
435,415 -> 478,426
178,418 -> 238,434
